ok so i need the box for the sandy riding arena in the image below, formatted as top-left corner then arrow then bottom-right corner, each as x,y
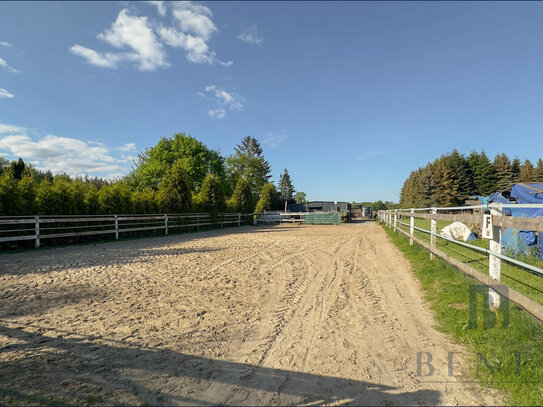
0,222 -> 497,405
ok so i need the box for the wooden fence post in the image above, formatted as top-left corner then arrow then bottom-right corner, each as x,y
238,213 -> 241,226
197,214 -> 199,231
35,215 -> 40,248
489,207 -> 502,309
393,210 -> 397,232
114,215 -> 119,240
430,208 -> 437,260
164,214 -> 168,235
410,208 -> 414,245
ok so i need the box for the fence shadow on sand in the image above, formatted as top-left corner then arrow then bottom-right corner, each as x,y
0,323 -> 441,406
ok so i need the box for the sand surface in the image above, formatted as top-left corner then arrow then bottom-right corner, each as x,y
0,222 -> 499,405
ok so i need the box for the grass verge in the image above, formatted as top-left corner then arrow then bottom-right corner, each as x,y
395,218 -> 543,304
382,223 -> 543,406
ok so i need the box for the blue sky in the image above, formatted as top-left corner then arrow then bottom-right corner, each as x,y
1,1 -> 543,202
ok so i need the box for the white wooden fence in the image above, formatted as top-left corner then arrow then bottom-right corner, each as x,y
379,203 -> 543,322
0,213 -> 251,249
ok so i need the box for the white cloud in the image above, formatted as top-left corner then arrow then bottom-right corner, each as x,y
238,24 -> 262,45
198,85 -> 244,118
98,9 -> 167,71
147,1 -> 166,16
0,122 -> 135,177
69,45 -> 121,69
71,9 -> 168,71
263,131 -> 287,148
118,142 -> 136,152
0,123 -> 25,133
157,25 -> 216,64
0,88 -> 14,99
71,2 -> 231,70
208,108 -> 226,119
0,41 -> 12,47
172,1 -> 216,40
0,57 -> 19,73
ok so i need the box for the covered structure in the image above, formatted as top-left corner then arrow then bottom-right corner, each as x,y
479,183 -> 543,257
287,201 -> 351,213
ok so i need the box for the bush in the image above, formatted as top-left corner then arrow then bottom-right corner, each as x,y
230,177 -> 254,214
157,161 -> 192,213
198,173 -> 226,216
255,182 -> 278,213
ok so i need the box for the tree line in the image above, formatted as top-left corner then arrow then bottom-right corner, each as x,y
0,134 -> 304,216
400,150 -> 543,208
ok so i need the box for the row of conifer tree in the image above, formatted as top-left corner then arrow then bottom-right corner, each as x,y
400,150 -> 543,208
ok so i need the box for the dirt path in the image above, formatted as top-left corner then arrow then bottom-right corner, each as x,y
0,222 -> 498,405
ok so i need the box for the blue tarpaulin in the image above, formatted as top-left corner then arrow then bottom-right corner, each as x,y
480,183 -> 543,257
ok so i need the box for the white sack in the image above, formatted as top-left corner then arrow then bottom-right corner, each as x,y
439,221 -> 473,242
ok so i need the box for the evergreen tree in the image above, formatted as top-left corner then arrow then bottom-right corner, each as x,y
0,157 -> 10,177
434,157 -> 459,206
52,176 -> 76,215
84,184 -> 101,215
69,180 -> 87,215
519,159 -> 535,182
36,180 -> 60,215
230,177 -> 254,213
157,162 -> 192,213
278,168 -> 295,203
198,173 -> 226,216
493,153 -> 513,191
418,164 -> 436,207
131,188 -> 158,214
536,158 -> 543,182
8,158 -> 26,180
400,169 -> 422,208
226,137 -> 271,197
446,149 -> 473,200
472,151 -> 496,195
511,157 -> 521,184
0,173 -> 20,215
255,183 -> 278,213
18,171 -> 36,215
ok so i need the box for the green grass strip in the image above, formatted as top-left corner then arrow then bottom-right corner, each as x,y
382,223 -> 543,406
395,218 -> 543,304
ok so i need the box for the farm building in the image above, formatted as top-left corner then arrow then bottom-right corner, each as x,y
350,204 -> 372,219
287,201 -> 351,213
351,204 -> 362,218
288,201 -> 352,223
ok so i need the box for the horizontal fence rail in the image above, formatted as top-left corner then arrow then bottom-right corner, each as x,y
0,213 -> 252,249
378,204 -> 543,322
